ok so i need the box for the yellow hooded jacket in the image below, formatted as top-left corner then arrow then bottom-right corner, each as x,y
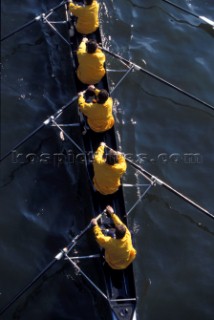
93,212 -> 137,270
78,89 -> 115,132
93,145 -> 127,195
77,41 -> 106,85
69,1 -> 99,35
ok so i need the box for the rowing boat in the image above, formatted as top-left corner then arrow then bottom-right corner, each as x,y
63,2 -> 137,319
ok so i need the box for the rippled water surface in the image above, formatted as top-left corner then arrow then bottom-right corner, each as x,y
1,1 -> 214,319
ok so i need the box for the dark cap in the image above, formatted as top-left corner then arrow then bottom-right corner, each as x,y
86,40 -> 98,54
106,150 -> 118,165
97,89 -> 109,104
85,0 -> 93,5
115,224 -> 126,239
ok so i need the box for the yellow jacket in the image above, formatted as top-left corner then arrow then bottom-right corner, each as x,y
93,145 -> 127,195
69,1 -> 99,35
93,212 -> 136,269
78,89 -> 115,132
77,41 -> 106,85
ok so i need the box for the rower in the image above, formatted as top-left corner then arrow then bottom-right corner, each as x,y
78,85 -> 115,132
91,205 -> 137,270
68,0 -> 99,36
76,37 -> 106,85
93,142 -> 127,195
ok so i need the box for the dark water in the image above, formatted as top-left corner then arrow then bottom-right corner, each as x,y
1,1 -> 214,319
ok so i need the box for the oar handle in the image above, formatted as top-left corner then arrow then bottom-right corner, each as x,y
104,144 -> 113,151
66,210 -> 106,253
104,144 -> 120,154
93,210 -> 107,224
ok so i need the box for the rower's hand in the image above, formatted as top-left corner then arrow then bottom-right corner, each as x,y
82,37 -> 88,43
100,142 -> 106,147
117,151 -> 124,157
91,218 -> 98,226
78,91 -> 84,97
88,85 -> 95,91
106,205 -> 114,217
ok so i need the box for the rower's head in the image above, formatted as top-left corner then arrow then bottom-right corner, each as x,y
106,150 -> 118,166
97,89 -> 109,104
86,39 -> 98,54
85,0 -> 93,5
115,224 -> 126,239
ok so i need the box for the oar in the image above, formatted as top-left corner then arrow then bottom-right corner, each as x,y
1,0 -> 67,42
100,46 -> 214,112
0,96 -> 78,162
0,211 -> 104,315
66,211 -> 105,254
125,157 -> 214,220
104,144 -> 214,220
161,0 -> 214,27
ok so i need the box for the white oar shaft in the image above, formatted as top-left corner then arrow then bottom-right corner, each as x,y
66,254 -> 100,260
97,209 -> 106,219
199,16 -> 214,27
